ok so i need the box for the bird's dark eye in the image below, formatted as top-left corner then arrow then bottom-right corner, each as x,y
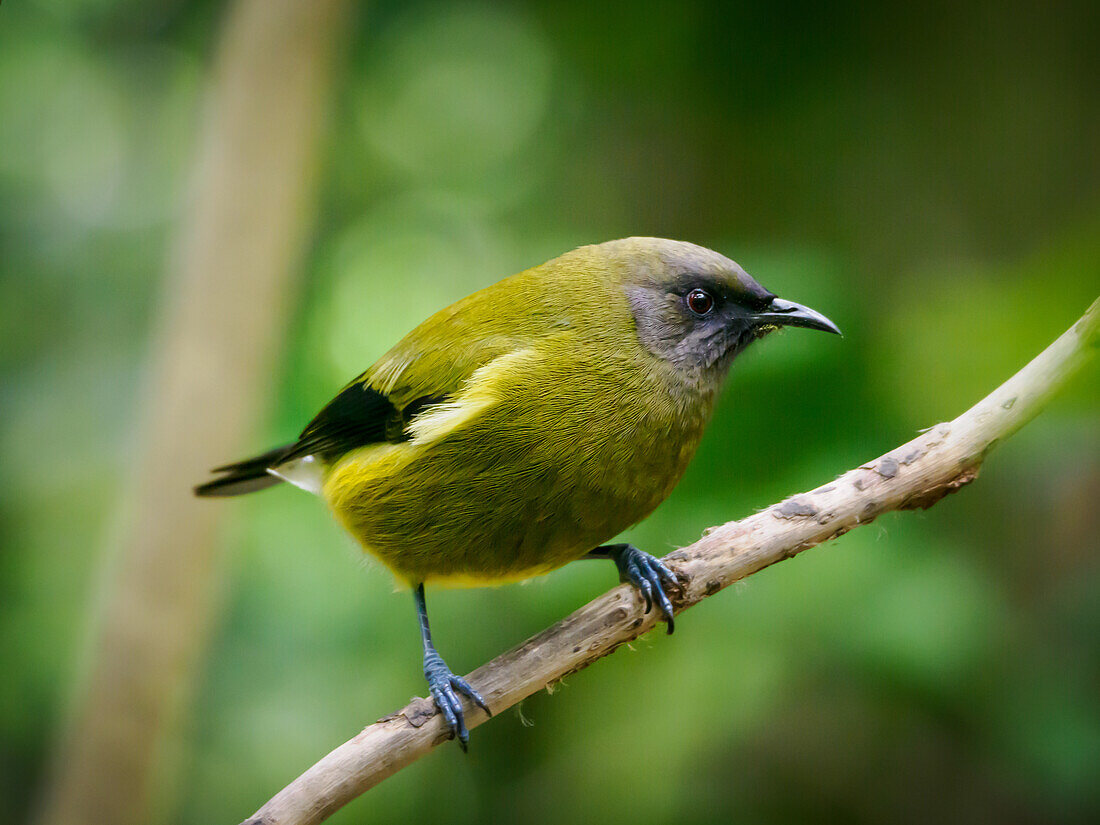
686,288 -> 715,316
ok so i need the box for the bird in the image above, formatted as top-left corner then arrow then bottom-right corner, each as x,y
195,237 -> 840,749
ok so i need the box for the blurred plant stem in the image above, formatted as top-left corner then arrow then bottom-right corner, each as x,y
33,2 -> 351,824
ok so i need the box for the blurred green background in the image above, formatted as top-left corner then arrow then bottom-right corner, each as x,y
2,1 -> 1099,823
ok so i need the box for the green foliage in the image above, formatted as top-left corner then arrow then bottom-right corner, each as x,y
1,1 -> 1098,823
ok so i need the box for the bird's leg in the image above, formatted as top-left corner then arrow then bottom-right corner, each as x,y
585,544 -> 681,634
413,583 -> 491,751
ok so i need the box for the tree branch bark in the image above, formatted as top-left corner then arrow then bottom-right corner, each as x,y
245,298 -> 1099,825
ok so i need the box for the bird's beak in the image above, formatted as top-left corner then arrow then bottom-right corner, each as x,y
754,297 -> 841,335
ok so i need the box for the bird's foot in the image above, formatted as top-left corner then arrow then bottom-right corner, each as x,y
607,544 -> 681,634
423,653 -> 491,751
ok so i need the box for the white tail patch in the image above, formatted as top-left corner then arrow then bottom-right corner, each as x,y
268,454 -> 324,495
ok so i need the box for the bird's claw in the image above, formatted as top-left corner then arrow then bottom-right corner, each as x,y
424,655 -> 490,751
611,544 -> 681,634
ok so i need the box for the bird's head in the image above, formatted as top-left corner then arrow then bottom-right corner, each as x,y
604,237 -> 840,384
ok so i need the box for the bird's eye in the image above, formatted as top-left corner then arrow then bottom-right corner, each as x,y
686,288 -> 715,316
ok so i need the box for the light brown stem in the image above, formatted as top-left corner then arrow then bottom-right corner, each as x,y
35,2 -> 350,824
246,298 -> 1098,825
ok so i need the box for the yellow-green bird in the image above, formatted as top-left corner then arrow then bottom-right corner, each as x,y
196,237 -> 839,748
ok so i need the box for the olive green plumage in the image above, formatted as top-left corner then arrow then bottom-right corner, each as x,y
325,240 -> 729,585
198,237 -> 839,586
195,236 -> 840,748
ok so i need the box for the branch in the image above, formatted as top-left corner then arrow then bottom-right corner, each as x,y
245,298 -> 1099,825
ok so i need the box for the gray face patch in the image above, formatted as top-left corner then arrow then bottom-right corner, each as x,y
603,239 -> 779,386
626,284 -> 758,377
623,251 -> 773,378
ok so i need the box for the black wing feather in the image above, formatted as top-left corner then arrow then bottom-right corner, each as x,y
279,382 -> 401,463
195,383 -> 444,498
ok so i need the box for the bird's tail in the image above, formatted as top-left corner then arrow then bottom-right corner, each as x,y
193,444 -> 295,497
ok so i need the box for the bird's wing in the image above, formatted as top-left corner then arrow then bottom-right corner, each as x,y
283,266 -> 562,465
197,384 -> 416,495
278,381 -> 408,463
282,323 -> 528,464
